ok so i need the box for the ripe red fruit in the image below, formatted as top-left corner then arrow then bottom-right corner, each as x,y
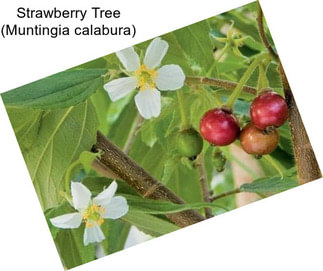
200,108 -> 240,146
240,123 -> 279,155
250,89 -> 288,130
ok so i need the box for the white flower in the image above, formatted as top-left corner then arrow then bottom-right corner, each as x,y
104,37 -> 186,119
50,181 -> 128,246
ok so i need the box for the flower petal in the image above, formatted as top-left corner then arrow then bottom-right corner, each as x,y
93,181 -> 117,206
134,89 -> 161,119
50,213 -> 83,229
144,38 -> 169,69
116,47 -> 140,71
83,225 -> 105,246
104,76 -> 138,102
71,182 -> 91,211
155,64 -> 185,91
102,196 -> 129,219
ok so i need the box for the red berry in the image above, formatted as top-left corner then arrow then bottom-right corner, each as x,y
200,108 -> 240,146
240,123 -> 279,155
250,89 -> 288,130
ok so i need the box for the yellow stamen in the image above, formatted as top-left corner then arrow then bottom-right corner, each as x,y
134,64 -> 158,91
83,203 -> 106,228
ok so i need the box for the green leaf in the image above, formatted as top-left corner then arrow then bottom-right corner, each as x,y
101,220 -> 131,255
6,100 -> 98,210
2,106 -> 43,152
173,20 -> 214,71
162,155 -> 181,184
55,225 -> 95,269
107,100 -> 138,149
123,194 -> 227,214
122,210 -> 179,237
90,88 -> 111,134
2,69 -> 106,109
161,32 -> 192,74
240,168 -> 298,194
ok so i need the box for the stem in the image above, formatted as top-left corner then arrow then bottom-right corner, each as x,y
257,63 -> 269,91
92,132 -> 205,227
64,159 -> 80,199
195,154 -> 213,218
206,44 -> 229,76
210,188 -> 241,202
177,89 -> 190,129
185,76 -> 257,95
123,114 -> 144,155
256,1 -> 278,61
226,53 -> 268,108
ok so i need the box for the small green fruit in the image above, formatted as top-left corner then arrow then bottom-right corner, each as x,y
177,128 -> 203,160
213,148 -> 226,172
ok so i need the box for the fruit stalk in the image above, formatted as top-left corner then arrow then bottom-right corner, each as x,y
92,132 -> 205,227
177,88 -> 190,129
226,53 -> 268,108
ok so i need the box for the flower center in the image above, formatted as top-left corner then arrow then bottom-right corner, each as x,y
82,204 -> 105,228
134,64 -> 158,91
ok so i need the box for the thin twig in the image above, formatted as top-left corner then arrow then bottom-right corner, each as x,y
195,154 -> 213,218
256,1 -> 278,61
185,76 -> 257,95
210,188 -> 241,202
92,132 -> 205,227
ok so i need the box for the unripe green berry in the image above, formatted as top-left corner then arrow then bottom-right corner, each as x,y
176,128 -> 203,160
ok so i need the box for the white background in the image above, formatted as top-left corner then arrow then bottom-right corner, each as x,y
1,0 -> 323,270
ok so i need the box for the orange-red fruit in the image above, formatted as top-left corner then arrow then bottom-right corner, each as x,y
250,90 -> 288,130
240,123 -> 279,155
200,108 -> 240,146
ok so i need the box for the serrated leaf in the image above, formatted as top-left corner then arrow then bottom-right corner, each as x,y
240,168 -> 298,194
2,69 -> 106,109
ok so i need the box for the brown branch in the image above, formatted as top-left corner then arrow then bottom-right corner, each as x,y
278,63 -> 321,184
91,114 -> 143,180
195,155 -> 213,218
92,132 -> 205,227
256,2 -> 321,184
210,188 -> 241,202
185,76 -> 256,95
